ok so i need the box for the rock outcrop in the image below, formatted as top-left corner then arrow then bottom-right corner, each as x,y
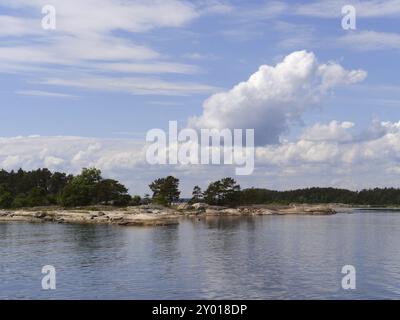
0,204 -> 336,227
0,206 -> 179,227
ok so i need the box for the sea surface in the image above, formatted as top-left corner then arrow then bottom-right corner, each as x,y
1,210 -> 400,299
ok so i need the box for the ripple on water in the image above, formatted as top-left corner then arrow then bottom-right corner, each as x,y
1,211 -> 400,299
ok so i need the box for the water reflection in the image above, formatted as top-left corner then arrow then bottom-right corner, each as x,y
1,211 -> 400,299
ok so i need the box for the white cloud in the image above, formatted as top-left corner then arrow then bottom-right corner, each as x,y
295,0 -> 400,18
0,0 -> 193,63
96,62 -> 201,74
338,31 -> 400,51
44,156 -> 65,168
15,90 -> 77,98
1,155 -> 23,171
182,52 -> 219,60
3,120 -> 400,193
256,120 -> 400,167
301,120 -> 355,142
318,63 -> 367,91
1,0 -> 198,34
37,76 -> 219,96
0,37 -> 159,65
0,0 -> 218,96
189,51 -> 366,145
0,135 -> 144,171
0,16 -> 44,36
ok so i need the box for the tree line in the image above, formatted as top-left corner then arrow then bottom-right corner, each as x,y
0,168 -> 132,208
1,168 -> 400,209
237,187 -> 400,206
193,182 -> 400,207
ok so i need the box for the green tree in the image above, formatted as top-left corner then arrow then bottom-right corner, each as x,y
48,172 -> 72,195
203,178 -> 240,206
60,168 -> 102,207
25,187 -> 49,207
60,168 -> 131,207
190,185 -> 203,203
12,193 -> 28,208
149,176 -> 180,206
0,185 -> 13,208
203,180 -> 222,205
220,177 -> 241,206
96,179 -> 131,206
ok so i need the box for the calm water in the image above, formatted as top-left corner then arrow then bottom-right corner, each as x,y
1,210 -> 400,299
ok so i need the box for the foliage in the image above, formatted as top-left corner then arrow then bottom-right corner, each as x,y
0,185 -> 13,208
60,168 -> 102,207
25,187 -> 49,207
238,187 -> 400,206
95,179 -> 130,206
142,194 -> 151,205
190,185 -> 203,204
0,168 -> 131,208
60,168 -> 131,207
203,178 -> 241,206
149,176 -> 180,206
3,168 -> 400,209
0,168 -> 72,208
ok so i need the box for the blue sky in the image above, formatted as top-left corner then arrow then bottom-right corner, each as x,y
1,0 -> 400,195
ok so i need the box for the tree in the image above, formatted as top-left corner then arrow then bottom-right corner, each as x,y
220,177 -> 241,206
96,179 -> 130,206
203,178 -> 241,207
203,180 -> 222,205
0,185 -> 13,208
4,167 -> 131,208
0,169 -> 75,208
25,187 -> 49,207
60,168 -> 131,207
12,193 -> 28,208
190,185 -> 203,203
48,172 -> 72,195
149,176 -> 180,206
60,168 -> 102,207
142,194 -> 151,205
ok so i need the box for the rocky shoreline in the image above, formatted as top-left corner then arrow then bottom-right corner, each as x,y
0,203 -> 337,227
178,203 -> 337,216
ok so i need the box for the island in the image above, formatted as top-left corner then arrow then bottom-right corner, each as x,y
0,203 -> 338,227
2,167 -> 398,227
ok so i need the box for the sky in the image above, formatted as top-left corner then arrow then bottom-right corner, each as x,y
1,0 -> 400,196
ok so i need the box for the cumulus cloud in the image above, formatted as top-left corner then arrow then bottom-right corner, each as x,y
301,120 -> 355,142
3,120 -> 400,194
256,120 -> 400,168
189,51 -> 366,145
0,136 -> 148,194
0,136 -> 143,172
44,156 -> 65,168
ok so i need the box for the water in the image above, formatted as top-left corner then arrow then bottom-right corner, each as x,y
1,210 -> 400,299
